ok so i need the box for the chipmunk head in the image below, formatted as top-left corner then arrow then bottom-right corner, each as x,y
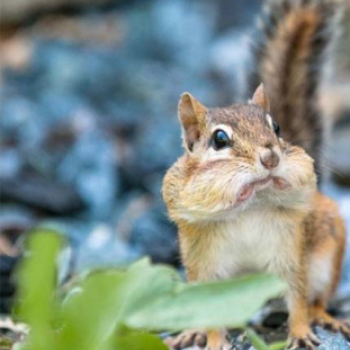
166,84 -> 317,222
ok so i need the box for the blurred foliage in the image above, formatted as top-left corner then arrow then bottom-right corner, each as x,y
15,230 -> 287,350
246,329 -> 286,350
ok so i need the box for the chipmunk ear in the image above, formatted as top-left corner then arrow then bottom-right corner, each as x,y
178,92 -> 207,152
250,83 -> 270,113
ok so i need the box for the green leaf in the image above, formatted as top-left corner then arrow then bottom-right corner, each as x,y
269,340 -> 287,350
126,274 -> 286,331
55,258 -> 180,350
16,230 -> 62,350
55,269 -> 126,350
116,258 -> 182,321
113,333 -> 168,350
55,258 -> 285,349
246,329 -> 270,350
15,234 -> 287,350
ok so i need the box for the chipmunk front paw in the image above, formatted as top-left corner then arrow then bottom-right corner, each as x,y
206,329 -> 231,350
310,306 -> 350,340
336,320 -> 350,340
164,329 -> 207,349
164,329 -> 231,350
287,328 -> 320,350
313,317 -> 350,340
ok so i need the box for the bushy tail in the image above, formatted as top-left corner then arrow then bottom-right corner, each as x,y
246,0 -> 340,181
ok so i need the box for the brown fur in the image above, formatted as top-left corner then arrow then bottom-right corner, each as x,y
163,1 -> 347,349
247,0 -> 340,181
163,93 -> 347,349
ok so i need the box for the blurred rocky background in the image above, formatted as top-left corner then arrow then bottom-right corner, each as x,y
0,0 -> 349,347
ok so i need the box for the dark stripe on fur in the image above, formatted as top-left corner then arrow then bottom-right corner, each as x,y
246,0 -> 340,183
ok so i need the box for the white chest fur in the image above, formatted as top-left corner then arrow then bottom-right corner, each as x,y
193,209 -> 299,281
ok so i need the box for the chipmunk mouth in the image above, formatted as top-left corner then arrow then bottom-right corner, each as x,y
237,176 -> 290,203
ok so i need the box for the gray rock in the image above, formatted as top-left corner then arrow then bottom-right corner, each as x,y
58,113 -> 119,219
1,0 -> 114,24
133,118 -> 182,176
315,327 -> 350,350
124,0 -> 216,70
74,223 -> 139,272
0,96 -> 47,149
130,204 -> 179,265
322,182 -> 350,297
0,173 -> 85,215
39,90 -> 86,123
40,218 -> 138,273
0,205 -> 35,231
0,148 -> 23,179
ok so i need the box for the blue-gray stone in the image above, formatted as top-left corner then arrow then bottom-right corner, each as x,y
316,327 -> 350,350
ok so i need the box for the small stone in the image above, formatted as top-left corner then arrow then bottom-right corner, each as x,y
0,149 -> 23,179
0,173 -> 85,215
130,205 -> 179,265
315,327 -> 350,350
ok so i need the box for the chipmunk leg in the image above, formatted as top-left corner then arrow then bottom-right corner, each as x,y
206,329 -> 231,350
286,288 -> 320,350
286,244 -> 320,350
307,220 -> 349,340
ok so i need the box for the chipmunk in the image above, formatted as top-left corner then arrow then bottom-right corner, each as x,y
162,0 -> 349,349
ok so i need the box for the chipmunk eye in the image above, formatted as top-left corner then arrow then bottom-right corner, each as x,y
213,129 -> 230,150
272,121 -> 280,136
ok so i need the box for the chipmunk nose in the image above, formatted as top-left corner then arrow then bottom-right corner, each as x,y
260,148 -> 280,169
